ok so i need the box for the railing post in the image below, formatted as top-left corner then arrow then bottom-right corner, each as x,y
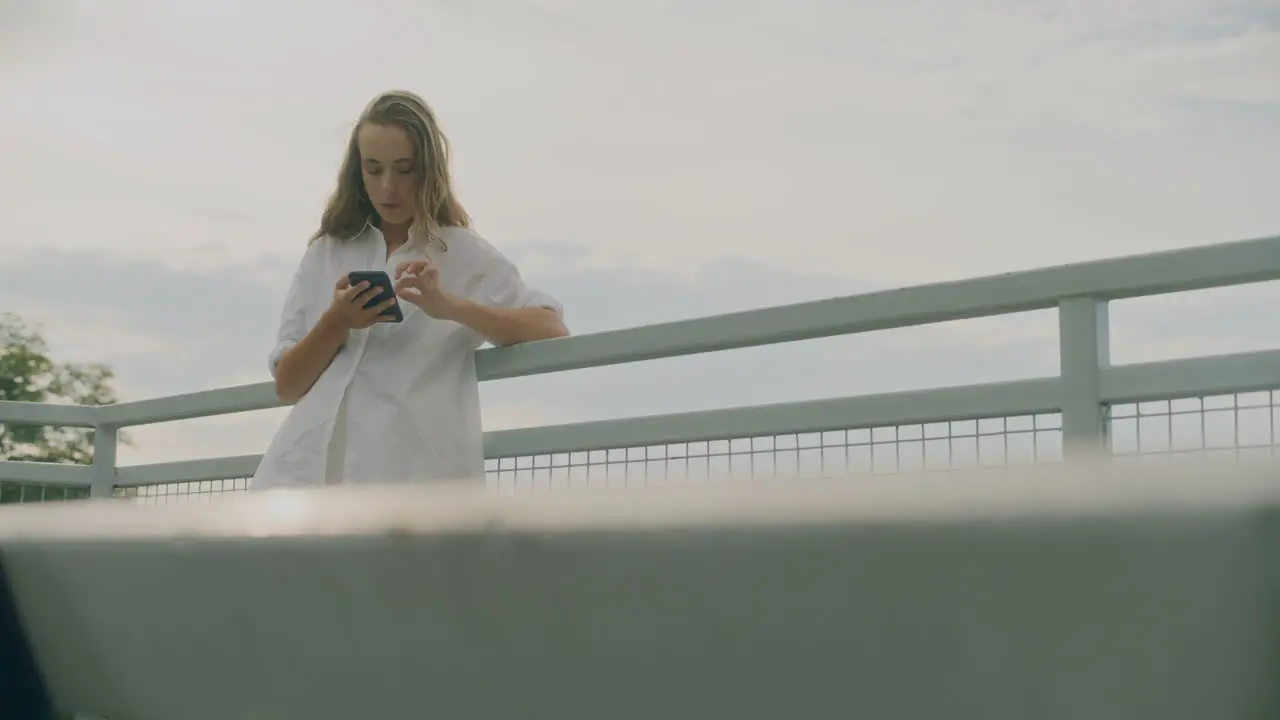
90,423 -> 119,499
1058,296 -> 1111,461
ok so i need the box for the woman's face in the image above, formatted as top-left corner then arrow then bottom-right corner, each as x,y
357,122 -> 418,227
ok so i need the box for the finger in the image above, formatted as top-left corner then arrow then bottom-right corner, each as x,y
361,300 -> 397,325
374,297 -> 399,319
341,280 -> 369,301
396,260 -> 426,278
355,294 -> 394,317
397,268 -> 436,287
335,277 -> 351,290
348,284 -> 380,305
355,285 -> 382,305
363,295 -> 396,313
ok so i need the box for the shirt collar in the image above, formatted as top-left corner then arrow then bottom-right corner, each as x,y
358,215 -> 435,251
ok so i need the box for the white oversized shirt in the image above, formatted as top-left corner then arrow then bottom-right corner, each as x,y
251,223 -> 562,490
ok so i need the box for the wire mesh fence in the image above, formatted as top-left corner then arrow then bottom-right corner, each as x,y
112,477 -> 251,504
482,390 -> 1275,489
1109,390 -> 1278,465
486,413 -> 1065,491
6,390 -> 1278,506
0,482 -> 90,505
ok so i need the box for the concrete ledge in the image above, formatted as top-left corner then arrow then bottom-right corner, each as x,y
2,462 -> 1278,719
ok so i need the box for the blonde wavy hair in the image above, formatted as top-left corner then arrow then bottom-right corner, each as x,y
311,90 -> 471,249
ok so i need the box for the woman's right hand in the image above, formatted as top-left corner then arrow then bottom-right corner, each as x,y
325,277 -> 399,330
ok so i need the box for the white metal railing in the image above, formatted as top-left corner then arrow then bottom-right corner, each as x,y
1,234 -> 1279,499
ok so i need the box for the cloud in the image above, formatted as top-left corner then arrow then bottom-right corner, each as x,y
0,0 -> 77,62
1,0 -> 1276,286
0,250 -> 288,399
1110,281 -> 1280,362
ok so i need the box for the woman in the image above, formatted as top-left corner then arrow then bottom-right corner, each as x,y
252,90 -> 568,489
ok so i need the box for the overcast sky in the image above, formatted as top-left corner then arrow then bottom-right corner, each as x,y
1,0 -> 1277,467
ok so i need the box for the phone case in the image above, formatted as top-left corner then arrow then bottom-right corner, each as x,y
347,271 -> 404,323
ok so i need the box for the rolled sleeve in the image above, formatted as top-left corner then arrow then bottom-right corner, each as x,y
481,258 -> 563,318
513,284 -> 563,317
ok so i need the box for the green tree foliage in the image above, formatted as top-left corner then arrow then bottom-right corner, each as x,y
0,313 -> 129,503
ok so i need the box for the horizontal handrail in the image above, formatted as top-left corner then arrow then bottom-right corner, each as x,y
475,234 -> 1280,380
0,401 -> 98,427
1100,349 -> 1280,403
96,383 -> 278,428
483,377 -> 1062,458
105,349 -> 1280,487
110,377 -> 1063,487
79,347 -> 1280,436
86,234 -> 1280,428
115,455 -> 262,488
0,460 -> 92,486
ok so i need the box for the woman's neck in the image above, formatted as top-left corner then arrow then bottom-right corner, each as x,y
380,220 -> 411,254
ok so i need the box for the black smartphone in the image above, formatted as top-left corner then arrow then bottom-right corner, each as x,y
346,270 -> 404,323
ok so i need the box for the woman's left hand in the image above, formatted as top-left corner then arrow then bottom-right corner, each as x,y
394,259 -> 458,319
